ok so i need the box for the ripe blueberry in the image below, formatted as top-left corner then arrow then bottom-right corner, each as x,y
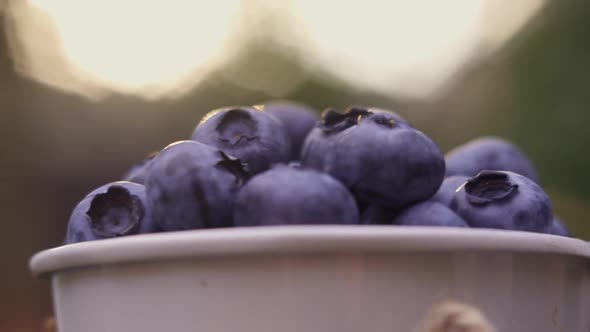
431,175 -> 469,207
123,151 -> 158,185
545,217 -> 570,237
302,106 -> 444,211
256,100 -> 319,161
234,165 -> 359,226
445,137 -> 538,182
450,170 -> 552,232
66,181 -> 157,243
146,140 -> 248,231
393,201 -> 468,227
191,106 -> 290,175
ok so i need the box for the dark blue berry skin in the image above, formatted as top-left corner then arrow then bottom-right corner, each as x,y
363,107 -> 412,128
146,140 -> 248,231
191,106 -> 290,175
302,107 -> 411,172
546,218 -> 571,237
360,203 -> 397,225
430,175 -> 469,207
445,137 -> 539,182
256,101 -> 319,161
233,165 -> 359,226
302,107 -> 444,211
300,126 -> 335,172
299,126 -> 334,171
393,201 -> 468,227
123,151 -> 158,184
66,182 -> 157,244
449,170 -> 552,232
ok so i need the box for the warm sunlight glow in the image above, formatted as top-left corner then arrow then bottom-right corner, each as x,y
276,0 -> 545,98
4,0 -> 544,100
8,0 -> 241,98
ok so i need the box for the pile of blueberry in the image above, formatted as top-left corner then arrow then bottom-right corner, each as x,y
66,101 -> 570,244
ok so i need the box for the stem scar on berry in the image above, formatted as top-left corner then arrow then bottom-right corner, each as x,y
464,170 -> 518,205
86,185 -> 143,237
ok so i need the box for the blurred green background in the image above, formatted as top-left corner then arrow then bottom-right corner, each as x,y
1,1 -> 589,330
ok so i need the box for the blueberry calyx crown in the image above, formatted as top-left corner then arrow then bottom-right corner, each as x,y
320,107 -> 371,134
216,151 -> 250,185
360,113 -> 397,128
464,170 -> 518,205
216,108 -> 258,145
86,185 -> 143,237
320,106 -> 399,134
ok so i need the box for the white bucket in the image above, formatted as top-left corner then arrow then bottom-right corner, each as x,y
30,226 -> 590,332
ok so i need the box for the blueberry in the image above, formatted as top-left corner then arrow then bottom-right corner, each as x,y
360,203 -> 397,225
450,170 -> 552,232
302,107 -> 412,171
123,151 -> 158,184
191,106 -> 290,175
430,175 -> 469,207
286,160 -> 302,168
256,100 -> 319,161
146,140 -> 248,231
445,137 -> 539,182
393,201 -> 468,227
66,181 -> 157,244
545,217 -> 570,237
233,165 -> 359,226
359,106 -> 412,128
301,106 -> 444,211
301,107 -> 381,171
298,125 -> 335,172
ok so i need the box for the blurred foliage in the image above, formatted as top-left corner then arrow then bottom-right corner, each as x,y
503,1 -> 590,195
499,0 -> 590,236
